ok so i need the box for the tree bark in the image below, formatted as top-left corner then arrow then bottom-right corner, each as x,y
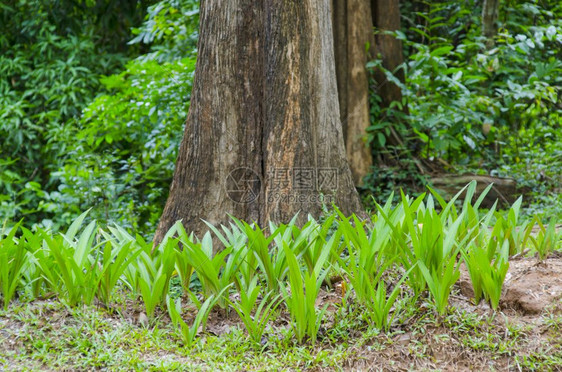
154,0 -> 363,245
482,0 -> 500,48
332,0 -> 374,186
371,0 -> 405,111
153,0 -> 264,245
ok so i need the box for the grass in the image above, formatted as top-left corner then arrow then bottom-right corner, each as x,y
1,295 -> 560,371
0,181 -> 561,369
0,299 -> 352,371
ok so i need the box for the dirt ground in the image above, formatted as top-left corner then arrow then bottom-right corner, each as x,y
201,253 -> 562,371
1,254 -> 561,371
207,253 -> 562,371
346,253 -> 562,371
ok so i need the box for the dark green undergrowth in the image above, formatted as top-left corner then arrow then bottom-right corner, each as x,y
366,0 -> 562,220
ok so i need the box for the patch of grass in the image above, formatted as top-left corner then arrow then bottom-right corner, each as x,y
515,351 -> 562,371
0,299 -> 353,371
2,294 -> 562,371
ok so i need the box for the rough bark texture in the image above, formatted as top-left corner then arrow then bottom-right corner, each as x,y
154,0 -> 363,244
332,0 -> 374,186
482,0 -> 500,48
371,0 -> 405,110
154,0 -> 264,244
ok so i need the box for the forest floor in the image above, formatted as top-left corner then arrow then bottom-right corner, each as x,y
1,254 -> 561,371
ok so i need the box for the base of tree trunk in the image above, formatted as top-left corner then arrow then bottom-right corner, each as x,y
153,0 -> 364,246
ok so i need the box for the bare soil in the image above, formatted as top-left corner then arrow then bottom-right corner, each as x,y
349,254 -> 562,371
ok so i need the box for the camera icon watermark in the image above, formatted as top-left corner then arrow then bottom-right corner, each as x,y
225,167 -> 262,204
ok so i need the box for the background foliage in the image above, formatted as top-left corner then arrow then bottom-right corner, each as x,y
1,0 -> 198,234
366,0 -> 562,218
0,0 -> 151,225
1,0 -> 560,234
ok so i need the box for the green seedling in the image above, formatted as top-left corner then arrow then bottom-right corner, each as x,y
0,221 -> 27,309
167,286 -> 230,348
229,276 -> 282,344
528,217 -> 560,260
462,241 -> 509,309
281,239 -> 330,344
136,237 -> 177,318
96,240 -> 142,306
32,212 -> 104,306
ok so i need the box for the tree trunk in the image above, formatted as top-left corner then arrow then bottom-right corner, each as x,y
371,0 -> 405,112
153,0 -> 264,245
154,0 -> 363,245
332,0 -> 374,186
482,0 -> 500,48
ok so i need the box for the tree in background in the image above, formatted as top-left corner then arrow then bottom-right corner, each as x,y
154,1 -> 363,243
332,0 -> 410,183
482,0 -> 500,48
332,0 -> 374,185
332,0 -> 408,184
371,0 -> 406,120
3,0 -> 560,234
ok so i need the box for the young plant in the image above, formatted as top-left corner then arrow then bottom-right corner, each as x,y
416,208 -> 467,314
136,237 -> 177,319
118,235 -> 153,297
174,244 -> 194,293
289,216 -> 336,275
458,195 -> 517,309
336,212 -> 390,281
527,217 -> 560,261
32,212 -> 103,306
375,192 -> 428,295
487,197 -> 525,256
417,257 -> 460,315
362,268 -> 414,331
0,221 -> 27,309
95,239 -> 142,306
335,209 -> 416,329
462,240 -> 510,309
237,220 -> 283,294
204,219 -> 256,293
281,239 -> 330,344
177,229 -> 246,309
167,286 -> 229,348
19,226 -> 47,300
229,277 -> 282,344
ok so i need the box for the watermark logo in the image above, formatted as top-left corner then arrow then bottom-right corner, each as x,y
225,167 -> 339,205
267,167 -> 338,204
268,168 -> 338,191
225,167 -> 262,204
